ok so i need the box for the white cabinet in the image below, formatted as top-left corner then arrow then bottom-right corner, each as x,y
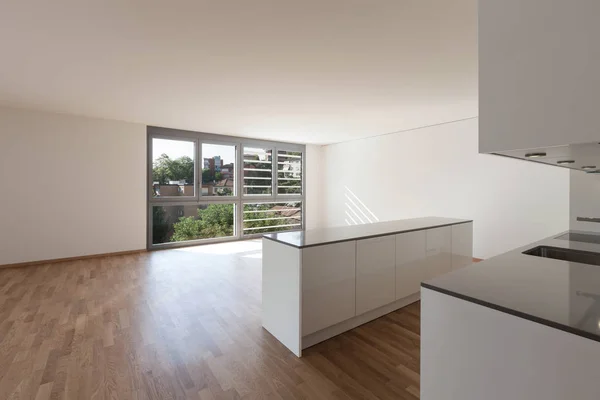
479,0 -> 600,153
356,236 -> 396,315
301,241 -> 356,336
452,222 -> 473,271
425,227 -> 452,280
395,230 -> 427,300
264,218 -> 474,357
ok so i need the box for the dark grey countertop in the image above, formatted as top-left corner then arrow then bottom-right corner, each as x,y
422,230 -> 600,343
263,217 -> 472,249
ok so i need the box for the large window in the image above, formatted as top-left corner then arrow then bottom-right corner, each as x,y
148,127 -> 305,248
151,138 -> 196,198
277,150 -> 302,195
202,143 -> 236,196
243,147 -> 272,195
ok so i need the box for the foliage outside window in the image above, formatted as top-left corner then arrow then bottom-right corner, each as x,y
152,204 -> 235,244
149,129 -> 304,247
151,138 -> 195,198
243,202 -> 302,235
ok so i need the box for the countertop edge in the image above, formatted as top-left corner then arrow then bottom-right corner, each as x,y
263,220 -> 473,249
421,282 -> 600,344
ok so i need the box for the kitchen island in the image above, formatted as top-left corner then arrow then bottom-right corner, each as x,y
262,217 -> 473,356
421,230 -> 600,400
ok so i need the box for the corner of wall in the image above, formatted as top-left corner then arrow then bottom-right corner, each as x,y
305,144 -> 325,230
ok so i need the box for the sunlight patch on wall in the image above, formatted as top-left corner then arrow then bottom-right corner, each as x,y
344,186 -> 379,226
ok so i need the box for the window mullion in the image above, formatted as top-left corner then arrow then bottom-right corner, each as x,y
273,145 -> 278,198
148,126 -> 305,249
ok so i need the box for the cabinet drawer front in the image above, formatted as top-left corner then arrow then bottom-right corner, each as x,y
425,226 -> 452,279
452,222 -> 473,271
396,230 -> 427,300
356,235 -> 396,315
396,230 -> 427,264
302,241 -> 356,335
357,235 -> 396,273
426,226 -> 452,253
302,241 -> 356,289
303,280 -> 356,336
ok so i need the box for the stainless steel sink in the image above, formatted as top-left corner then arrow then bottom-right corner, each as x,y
523,246 -> 600,266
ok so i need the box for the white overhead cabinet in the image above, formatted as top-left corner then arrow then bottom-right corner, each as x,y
262,217 -> 474,357
479,0 -> 600,153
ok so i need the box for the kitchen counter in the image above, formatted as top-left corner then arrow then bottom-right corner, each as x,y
422,230 -> 600,343
263,216 -> 472,249
262,217 -> 473,356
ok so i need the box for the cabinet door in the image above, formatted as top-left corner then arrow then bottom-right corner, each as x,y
425,226 -> 452,280
396,230 -> 427,300
301,241 -> 356,336
356,235 -> 396,315
452,222 -> 473,271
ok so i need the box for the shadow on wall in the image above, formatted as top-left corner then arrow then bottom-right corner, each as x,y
344,186 -> 379,226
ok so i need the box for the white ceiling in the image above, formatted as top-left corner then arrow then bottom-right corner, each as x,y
0,0 -> 477,145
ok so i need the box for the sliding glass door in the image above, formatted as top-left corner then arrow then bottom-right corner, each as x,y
147,127 -> 305,249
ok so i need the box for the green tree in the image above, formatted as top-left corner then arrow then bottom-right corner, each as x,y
171,204 -> 235,241
152,154 -> 194,184
170,203 -> 299,242
202,168 -> 215,184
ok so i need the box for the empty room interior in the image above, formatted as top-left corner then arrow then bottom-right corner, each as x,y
2,1 -> 600,399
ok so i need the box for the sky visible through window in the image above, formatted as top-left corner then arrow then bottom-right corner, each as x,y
152,139 -> 235,164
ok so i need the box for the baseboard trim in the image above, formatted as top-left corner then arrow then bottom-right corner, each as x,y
302,292 -> 421,350
0,249 -> 147,269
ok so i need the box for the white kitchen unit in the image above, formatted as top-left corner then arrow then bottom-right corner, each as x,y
262,217 -> 473,357
479,0 -> 600,153
421,231 -> 600,400
422,288 -> 600,400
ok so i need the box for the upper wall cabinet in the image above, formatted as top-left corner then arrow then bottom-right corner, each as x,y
479,0 -> 600,154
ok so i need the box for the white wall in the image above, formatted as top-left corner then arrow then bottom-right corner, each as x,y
304,144 -> 324,230
0,107 -> 147,265
570,170 -> 600,233
321,118 -> 569,259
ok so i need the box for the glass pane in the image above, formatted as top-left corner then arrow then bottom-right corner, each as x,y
202,143 -> 236,196
152,204 -> 235,244
152,138 -> 196,198
242,201 -> 302,235
277,150 -> 302,195
243,147 -> 272,195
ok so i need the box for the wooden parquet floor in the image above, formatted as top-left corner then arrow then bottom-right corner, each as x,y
0,240 -> 421,400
